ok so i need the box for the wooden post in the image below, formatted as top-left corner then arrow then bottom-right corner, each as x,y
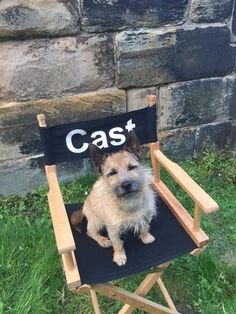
63,252 -> 75,271
150,142 -> 160,183
149,95 -> 156,107
193,204 -> 202,232
36,112 -> 81,291
89,289 -> 101,314
148,94 -> 160,182
37,114 -> 46,127
156,278 -> 177,312
191,248 -> 203,256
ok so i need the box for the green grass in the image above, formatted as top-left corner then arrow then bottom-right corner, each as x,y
0,148 -> 235,314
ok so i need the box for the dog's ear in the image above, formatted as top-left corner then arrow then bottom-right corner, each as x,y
89,143 -> 107,174
124,131 -> 141,160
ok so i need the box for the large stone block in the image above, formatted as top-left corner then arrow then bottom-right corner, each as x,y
194,121 -> 232,156
231,1 -> 236,42
0,88 -> 126,161
116,25 -> 234,88
229,120 -> 236,148
189,0 -> 233,23
127,87 -> 157,111
159,120 -> 232,161
223,75 -> 236,120
81,0 -> 189,33
159,127 -> 196,161
0,156 -> 89,195
0,0 -> 79,39
0,158 -> 45,195
0,34 -> 114,101
159,76 -> 235,130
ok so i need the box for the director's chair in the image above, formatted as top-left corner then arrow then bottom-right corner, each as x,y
37,95 -> 219,314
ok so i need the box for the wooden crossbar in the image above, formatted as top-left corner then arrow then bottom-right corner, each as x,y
77,268 -> 179,314
118,273 -> 162,314
156,278 -> 177,312
119,262 -> 171,314
92,282 -> 178,314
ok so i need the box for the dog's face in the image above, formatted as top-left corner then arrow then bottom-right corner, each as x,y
103,150 -> 141,197
89,131 -> 143,198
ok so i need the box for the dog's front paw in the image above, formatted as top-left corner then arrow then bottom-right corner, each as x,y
97,235 -> 112,248
140,232 -> 155,244
113,251 -> 127,266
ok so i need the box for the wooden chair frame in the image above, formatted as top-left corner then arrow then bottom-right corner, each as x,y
37,95 -> 219,314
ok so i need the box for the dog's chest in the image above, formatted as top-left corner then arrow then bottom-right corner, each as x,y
107,191 -> 155,231
119,213 -> 149,234
109,206 -> 151,234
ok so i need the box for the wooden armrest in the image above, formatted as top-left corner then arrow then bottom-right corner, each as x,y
153,180 -> 209,247
154,150 -> 219,214
46,166 -> 75,254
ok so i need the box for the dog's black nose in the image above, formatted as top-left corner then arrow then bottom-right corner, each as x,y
121,181 -> 132,192
121,181 -> 139,193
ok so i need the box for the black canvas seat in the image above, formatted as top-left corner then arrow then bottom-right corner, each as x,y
66,196 -> 197,285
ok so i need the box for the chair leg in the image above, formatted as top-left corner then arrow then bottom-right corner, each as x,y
92,282 -> 178,314
89,289 -> 101,314
78,263 -> 178,314
118,272 -> 162,314
118,262 -> 172,314
156,278 -> 177,312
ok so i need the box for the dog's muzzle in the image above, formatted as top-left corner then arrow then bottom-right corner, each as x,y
117,180 -> 140,196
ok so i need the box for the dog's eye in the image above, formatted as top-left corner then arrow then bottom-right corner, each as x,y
107,169 -> 118,177
128,164 -> 138,171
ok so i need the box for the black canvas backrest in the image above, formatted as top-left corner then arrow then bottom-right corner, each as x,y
39,104 -> 157,165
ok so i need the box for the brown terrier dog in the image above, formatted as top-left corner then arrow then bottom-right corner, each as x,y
70,131 -> 156,266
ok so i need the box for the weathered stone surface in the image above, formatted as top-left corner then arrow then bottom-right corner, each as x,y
127,87 -> 157,111
0,88 -> 126,161
0,157 -> 89,196
159,76 -> 235,130
224,76 -> 236,120
159,127 -> 196,161
82,0 -> 189,33
0,88 -> 126,128
229,120 -> 236,148
189,0 -> 233,23
116,25 -> 234,88
0,125 -> 41,161
159,120 -> 232,161
0,35 -> 114,101
0,0 -> 79,39
0,158 -> 45,195
194,121 -> 232,156
231,1 -> 236,42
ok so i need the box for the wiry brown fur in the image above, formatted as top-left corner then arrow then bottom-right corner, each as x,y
70,132 -> 156,266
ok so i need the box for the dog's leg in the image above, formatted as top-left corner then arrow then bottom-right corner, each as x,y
107,228 -> 127,266
87,222 -> 112,248
139,224 -> 155,244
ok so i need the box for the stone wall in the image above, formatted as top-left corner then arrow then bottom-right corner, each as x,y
0,0 -> 235,195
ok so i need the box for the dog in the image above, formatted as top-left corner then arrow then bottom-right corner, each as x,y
70,131 -> 156,266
